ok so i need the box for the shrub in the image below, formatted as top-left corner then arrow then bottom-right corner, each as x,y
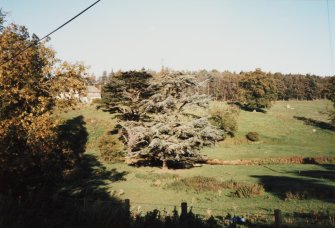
285,191 -> 309,201
167,176 -> 264,198
232,184 -> 264,198
91,98 -> 102,105
246,132 -> 259,141
98,134 -> 125,162
209,104 -> 239,136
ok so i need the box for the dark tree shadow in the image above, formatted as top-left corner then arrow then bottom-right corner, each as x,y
251,175 -> 335,202
1,115 -> 229,228
293,116 -> 335,131
53,115 -> 129,226
232,102 -> 267,113
57,115 -> 89,156
1,115 -> 130,228
290,164 -> 335,182
57,154 -> 128,201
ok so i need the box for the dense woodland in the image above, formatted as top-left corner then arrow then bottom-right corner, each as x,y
96,68 -> 334,102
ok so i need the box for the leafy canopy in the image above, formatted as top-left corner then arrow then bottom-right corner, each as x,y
0,19 -> 87,194
102,71 -> 230,168
238,69 -> 278,110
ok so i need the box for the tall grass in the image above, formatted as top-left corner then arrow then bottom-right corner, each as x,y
166,176 -> 264,198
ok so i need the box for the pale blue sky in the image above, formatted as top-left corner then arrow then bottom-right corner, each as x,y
1,0 -> 335,76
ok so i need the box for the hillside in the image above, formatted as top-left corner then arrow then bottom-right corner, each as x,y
57,100 -> 335,224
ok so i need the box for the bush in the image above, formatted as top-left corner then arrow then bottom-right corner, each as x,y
98,134 -> 125,162
167,176 -> 264,198
91,98 -> 102,105
285,191 -> 309,201
232,184 -> 264,198
246,132 -> 259,141
209,104 -> 239,136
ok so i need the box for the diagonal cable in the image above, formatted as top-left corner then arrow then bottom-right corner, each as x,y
0,0 -> 101,67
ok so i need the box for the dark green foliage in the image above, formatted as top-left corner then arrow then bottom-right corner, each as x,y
246,132 -> 259,142
326,76 -> 335,126
273,73 -> 286,100
209,105 -> 239,136
0,9 -> 5,31
102,71 -> 225,168
98,134 -> 125,162
101,71 -> 156,121
329,76 -> 335,105
328,110 -> 335,126
238,69 -> 278,110
304,75 -> 319,100
193,69 -> 331,102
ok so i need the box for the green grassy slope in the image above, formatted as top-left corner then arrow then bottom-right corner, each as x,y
57,100 -> 335,219
202,100 -> 335,160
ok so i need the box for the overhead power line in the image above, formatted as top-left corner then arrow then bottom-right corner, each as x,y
0,0 -> 101,67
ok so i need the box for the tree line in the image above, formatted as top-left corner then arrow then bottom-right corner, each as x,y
191,69 -> 333,102
96,68 -> 334,103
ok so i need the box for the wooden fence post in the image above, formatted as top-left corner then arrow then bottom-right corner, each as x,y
274,209 -> 282,227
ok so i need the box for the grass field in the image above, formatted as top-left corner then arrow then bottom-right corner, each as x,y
202,100 -> 335,160
57,100 -> 335,224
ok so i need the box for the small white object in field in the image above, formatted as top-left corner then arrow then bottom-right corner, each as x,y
291,107 -> 295,110
287,104 -> 290,109
253,109 -> 257,113
312,129 -> 316,133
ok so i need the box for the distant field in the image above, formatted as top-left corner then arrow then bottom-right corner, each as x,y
202,100 -> 335,160
58,100 -> 335,223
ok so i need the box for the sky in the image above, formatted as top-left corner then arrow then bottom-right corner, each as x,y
1,0 -> 335,77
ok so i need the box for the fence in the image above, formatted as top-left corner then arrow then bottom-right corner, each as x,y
3,194 -> 334,227
50,195 -> 335,227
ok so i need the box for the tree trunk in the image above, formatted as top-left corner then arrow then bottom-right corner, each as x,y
162,160 -> 168,169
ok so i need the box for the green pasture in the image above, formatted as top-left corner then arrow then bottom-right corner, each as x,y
57,100 -> 335,221
202,100 -> 335,160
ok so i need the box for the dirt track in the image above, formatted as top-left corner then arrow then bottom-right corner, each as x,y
206,156 -> 335,165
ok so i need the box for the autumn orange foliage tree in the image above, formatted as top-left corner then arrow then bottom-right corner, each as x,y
0,12 -> 87,195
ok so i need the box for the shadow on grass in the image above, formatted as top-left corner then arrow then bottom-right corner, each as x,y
293,116 -> 335,131
291,164 -> 335,182
251,175 -> 335,202
233,102 -> 267,113
57,115 -> 88,157
1,115 -> 227,228
57,154 -> 128,200
0,115 -> 130,228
